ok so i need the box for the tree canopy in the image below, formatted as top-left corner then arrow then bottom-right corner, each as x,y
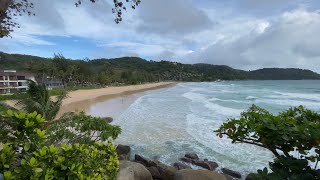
215,105 -> 320,179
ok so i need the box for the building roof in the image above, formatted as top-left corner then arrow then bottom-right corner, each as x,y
0,70 -> 34,77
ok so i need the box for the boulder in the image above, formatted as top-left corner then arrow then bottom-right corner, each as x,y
0,173 -> 3,180
221,168 -> 241,179
173,162 -> 191,170
154,160 -> 177,180
245,173 -> 256,180
146,166 -> 161,179
180,157 -> 218,171
104,117 -> 113,123
180,157 -> 193,164
135,154 -> 156,167
117,161 -> 152,180
174,169 -> 227,180
116,145 -> 131,160
193,160 -> 218,171
222,174 -> 234,180
185,153 -> 199,160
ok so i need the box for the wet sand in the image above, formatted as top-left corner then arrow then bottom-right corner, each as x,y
57,82 -> 176,118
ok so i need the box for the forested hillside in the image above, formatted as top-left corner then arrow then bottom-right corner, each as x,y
1,52 -> 320,86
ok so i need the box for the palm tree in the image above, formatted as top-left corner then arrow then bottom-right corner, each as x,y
16,80 -> 66,121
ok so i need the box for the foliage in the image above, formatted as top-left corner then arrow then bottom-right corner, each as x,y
47,112 -> 121,145
1,0 -> 140,37
248,156 -> 320,180
0,0 -> 34,37
16,80 -> 66,121
0,110 -> 46,150
0,110 -> 119,180
215,105 -> 320,158
216,105 -> 320,179
0,93 -> 26,101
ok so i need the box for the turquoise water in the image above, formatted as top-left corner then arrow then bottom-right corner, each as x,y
93,80 -> 320,175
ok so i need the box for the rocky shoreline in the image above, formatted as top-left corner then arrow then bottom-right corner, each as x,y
116,144 -> 251,180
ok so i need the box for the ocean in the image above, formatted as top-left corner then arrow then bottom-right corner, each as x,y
89,80 -> 320,175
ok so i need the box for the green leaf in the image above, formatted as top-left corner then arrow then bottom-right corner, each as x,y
40,147 -> 47,156
49,145 -> 58,154
29,157 -> 38,167
24,143 -> 31,151
34,168 -> 43,173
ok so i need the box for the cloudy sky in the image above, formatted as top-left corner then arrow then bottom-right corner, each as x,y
1,0 -> 320,72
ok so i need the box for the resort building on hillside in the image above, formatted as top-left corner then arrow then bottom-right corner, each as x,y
0,70 -> 36,95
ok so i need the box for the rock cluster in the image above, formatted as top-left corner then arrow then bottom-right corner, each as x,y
116,144 -> 244,180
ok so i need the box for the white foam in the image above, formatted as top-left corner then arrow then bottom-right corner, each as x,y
246,96 -> 258,100
273,91 -> 320,101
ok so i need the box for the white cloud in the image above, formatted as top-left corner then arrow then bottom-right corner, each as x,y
184,9 -> 320,72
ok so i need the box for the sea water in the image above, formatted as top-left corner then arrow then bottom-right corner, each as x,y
92,80 -> 320,175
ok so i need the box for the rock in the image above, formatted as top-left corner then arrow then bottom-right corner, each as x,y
174,169 -> 227,180
173,162 -> 191,170
116,145 -> 131,160
185,153 -> 199,160
117,161 -> 152,180
134,154 -> 156,167
222,174 -> 234,180
180,157 -> 218,171
245,173 -> 256,180
180,157 -> 193,164
135,154 -> 150,166
146,166 -> 161,179
104,117 -> 113,123
221,168 -> 241,179
193,160 -> 219,171
0,173 -> 3,180
154,160 -> 177,180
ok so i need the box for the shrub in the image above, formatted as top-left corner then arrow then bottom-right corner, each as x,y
215,105 -> 320,179
47,112 -> 121,145
0,110 -> 119,180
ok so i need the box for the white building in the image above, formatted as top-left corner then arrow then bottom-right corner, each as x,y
0,70 -> 36,95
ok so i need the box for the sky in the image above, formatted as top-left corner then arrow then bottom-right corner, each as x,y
1,0 -> 320,72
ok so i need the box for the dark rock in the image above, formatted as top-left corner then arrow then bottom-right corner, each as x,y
154,160 -> 177,180
0,173 -> 3,180
104,117 -> 113,123
222,168 -> 242,179
180,157 -> 193,164
185,153 -> 199,160
245,173 -> 256,180
193,160 -> 219,171
147,166 -> 161,179
180,156 -> 218,171
173,162 -> 191,170
117,161 -> 152,180
116,145 -> 131,160
174,169 -> 227,180
135,154 -> 157,167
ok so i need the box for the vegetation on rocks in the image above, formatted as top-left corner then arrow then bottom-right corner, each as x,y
216,105 -> 320,179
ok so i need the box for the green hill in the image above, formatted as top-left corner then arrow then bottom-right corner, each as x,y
0,52 -> 319,85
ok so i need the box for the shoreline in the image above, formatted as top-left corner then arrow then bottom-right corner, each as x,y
56,82 -> 177,118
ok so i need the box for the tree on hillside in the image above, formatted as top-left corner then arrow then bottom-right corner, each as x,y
0,0 -> 141,37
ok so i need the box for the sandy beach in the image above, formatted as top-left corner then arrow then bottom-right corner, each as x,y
4,82 -> 176,119
57,82 -> 176,118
